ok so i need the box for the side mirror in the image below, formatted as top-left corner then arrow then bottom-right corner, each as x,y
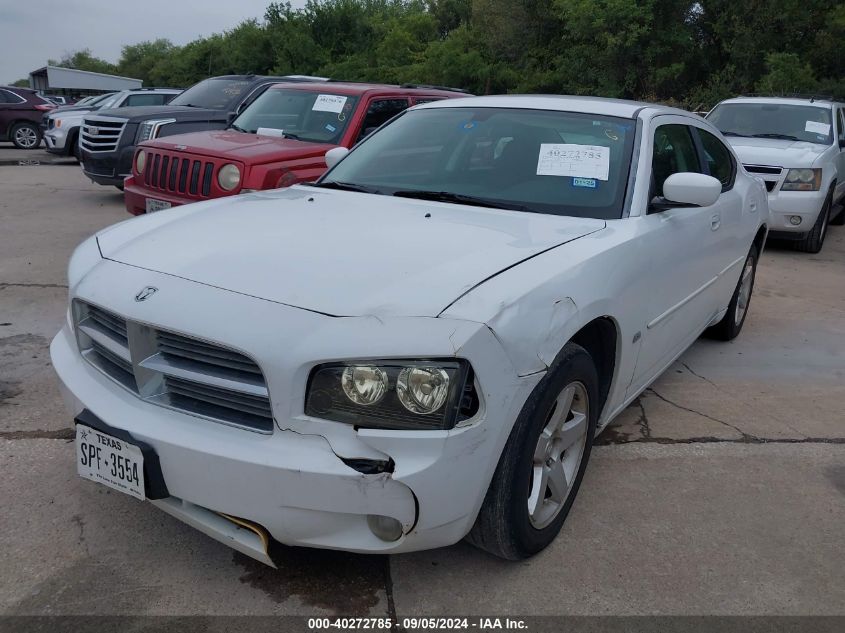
662,172 -> 722,207
325,146 -> 349,169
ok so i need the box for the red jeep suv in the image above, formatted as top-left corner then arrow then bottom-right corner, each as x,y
124,82 -> 467,215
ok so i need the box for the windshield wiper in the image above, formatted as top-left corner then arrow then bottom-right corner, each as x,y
308,180 -> 381,194
391,190 -> 532,212
720,131 -> 749,137
752,133 -> 802,141
281,131 -> 301,140
230,123 -> 248,133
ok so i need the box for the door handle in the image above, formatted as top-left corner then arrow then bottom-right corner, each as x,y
711,214 -> 721,230
749,201 -> 758,213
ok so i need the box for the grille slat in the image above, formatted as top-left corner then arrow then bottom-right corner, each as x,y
189,160 -> 201,194
201,162 -> 213,196
158,332 -> 263,376
75,301 -> 272,433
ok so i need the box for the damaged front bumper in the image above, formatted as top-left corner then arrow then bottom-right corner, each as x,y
51,263 -> 540,562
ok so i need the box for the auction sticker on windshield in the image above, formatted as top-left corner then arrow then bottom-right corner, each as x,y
312,94 -> 348,113
805,121 -> 831,136
537,144 -> 610,180
76,424 -> 145,499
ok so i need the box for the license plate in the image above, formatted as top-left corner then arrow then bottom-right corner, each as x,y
146,198 -> 171,213
76,424 -> 145,500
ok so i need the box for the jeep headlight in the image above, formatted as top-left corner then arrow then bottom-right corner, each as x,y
217,163 -> 241,191
781,168 -> 821,191
306,359 -> 476,430
135,150 -> 146,174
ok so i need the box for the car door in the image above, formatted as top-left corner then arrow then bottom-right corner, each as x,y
627,118 -> 727,395
353,98 -> 411,144
0,89 -> 27,137
694,125 -> 748,308
835,108 -> 845,203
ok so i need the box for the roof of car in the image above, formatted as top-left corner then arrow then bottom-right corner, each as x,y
717,96 -> 841,108
266,81 -> 467,97
413,94 -> 691,119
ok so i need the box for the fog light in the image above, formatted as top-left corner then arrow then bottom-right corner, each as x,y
367,515 -> 403,542
789,215 -> 802,226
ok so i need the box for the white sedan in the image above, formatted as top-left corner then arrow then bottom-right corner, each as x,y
51,95 -> 769,564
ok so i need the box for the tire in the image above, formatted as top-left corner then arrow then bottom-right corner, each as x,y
794,192 -> 832,253
706,244 -> 758,341
466,342 -> 598,560
830,197 -> 845,226
69,130 -> 81,161
10,122 -> 41,150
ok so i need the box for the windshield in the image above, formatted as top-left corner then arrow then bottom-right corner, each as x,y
96,92 -> 125,109
232,89 -> 359,143
169,78 -> 252,110
319,107 -> 637,219
707,103 -> 833,145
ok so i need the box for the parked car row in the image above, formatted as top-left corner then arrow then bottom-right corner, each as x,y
43,88 -> 181,159
53,91 -> 776,565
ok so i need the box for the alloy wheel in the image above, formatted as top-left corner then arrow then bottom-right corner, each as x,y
527,381 -> 589,529
14,126 -> 38,149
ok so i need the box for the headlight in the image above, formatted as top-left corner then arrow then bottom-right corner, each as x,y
781,168 -> 821,191
306,359 -> 477,430
135,150 -> 146,174
217,163 -> 241,191
137,118 -> 175,143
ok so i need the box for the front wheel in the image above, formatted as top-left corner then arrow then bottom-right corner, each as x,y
11,122 -> 41,149
466,342 -> 598,560
707,244 -> 758,341
794,193 -> 831,253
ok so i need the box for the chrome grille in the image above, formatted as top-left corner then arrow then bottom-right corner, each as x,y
73,301 -> 272,433
80,116 -> 127,153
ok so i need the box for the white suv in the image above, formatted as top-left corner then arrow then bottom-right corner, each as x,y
44,88 -> 181,159
707,96 -> 845,253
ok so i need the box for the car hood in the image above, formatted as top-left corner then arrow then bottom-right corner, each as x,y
96,186 -> 606,317
726,137 -> 828,167
95,105 -> 224,122
147,129 -> 336,162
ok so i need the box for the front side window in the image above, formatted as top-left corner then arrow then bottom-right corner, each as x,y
698,129 -> 734,187
322,107 -> 637,220
652,124 -> 701,198
357,99 -> 410,142
707,103 -> 833,146
232,89 -> 360,144
169,78 -> 252,110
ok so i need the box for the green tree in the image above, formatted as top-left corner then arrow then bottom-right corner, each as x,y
755,52 -> 818,94
49,49 -> 117,75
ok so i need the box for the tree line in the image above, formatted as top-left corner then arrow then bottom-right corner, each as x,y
23,0 -> 845,109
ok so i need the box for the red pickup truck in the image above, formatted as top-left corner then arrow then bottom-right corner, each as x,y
124,82 -> 467,215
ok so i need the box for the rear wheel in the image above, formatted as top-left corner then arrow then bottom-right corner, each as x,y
11,122 -> 41,149
794,193 -> 831,253
466,343 -> 598,560
706,244 -> 758,341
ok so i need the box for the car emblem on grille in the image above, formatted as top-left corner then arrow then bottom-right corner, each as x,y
174,144 -> 187,150
89,126 -> 99,136
135,286 -> 158,302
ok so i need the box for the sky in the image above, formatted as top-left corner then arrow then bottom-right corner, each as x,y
0,0 -> 308,84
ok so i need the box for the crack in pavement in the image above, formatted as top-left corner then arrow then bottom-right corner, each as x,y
680,361 -> 720,389
0,428 -> 74,440
598,435 -> 845,445
646,387 -> 759,441
0,282 -> 68,289
634,396 -> 651,439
